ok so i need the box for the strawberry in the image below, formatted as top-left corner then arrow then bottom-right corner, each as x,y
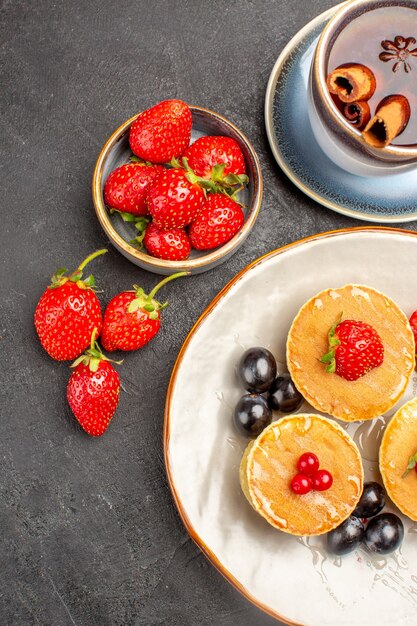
101,272 -> 187,352
146,168 -> 205,229
129,99 -> 192,163
67,333 -> 121,436
104,162 -> 163,216
34,249 -> 107,360
144,222 -> 191,261
183,135 -> 246,179
408,310 -> 417,351
320,316 -> 384,381
189,194 -> 244,250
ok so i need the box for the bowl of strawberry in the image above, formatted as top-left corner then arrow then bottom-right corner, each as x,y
92,99 -> 263,274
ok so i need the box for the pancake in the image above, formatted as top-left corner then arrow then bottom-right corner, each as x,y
240,414 -> 364,536
379,397 -> 417,521
286,285 -> 414,422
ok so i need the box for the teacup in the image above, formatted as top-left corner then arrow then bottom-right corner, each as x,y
309,0 -> 417,177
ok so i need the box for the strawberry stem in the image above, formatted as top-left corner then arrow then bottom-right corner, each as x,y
71,328 -> 122,371
77,249 -> 108,272
148,271 -> 189,300
90,327 -> 98,350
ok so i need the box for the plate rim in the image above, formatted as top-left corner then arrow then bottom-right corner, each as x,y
163,226 -> 417,626
264,2 -> 417,224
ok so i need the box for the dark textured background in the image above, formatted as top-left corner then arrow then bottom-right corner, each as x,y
2,1 -> 414,624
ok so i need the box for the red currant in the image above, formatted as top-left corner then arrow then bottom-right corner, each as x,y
291,473 -> 312,495
311,469 -> 333,491
297,452 -> 319,474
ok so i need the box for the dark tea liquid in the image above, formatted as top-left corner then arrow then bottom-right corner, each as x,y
328,6 -> 417,145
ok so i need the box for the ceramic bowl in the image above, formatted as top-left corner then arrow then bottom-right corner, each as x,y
92,106 -> 263,275
309,0 -> 417,177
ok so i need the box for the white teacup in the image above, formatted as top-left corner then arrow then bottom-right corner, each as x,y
309,0 -> 417,177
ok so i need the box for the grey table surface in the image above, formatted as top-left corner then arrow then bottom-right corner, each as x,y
2,1 -> 416,625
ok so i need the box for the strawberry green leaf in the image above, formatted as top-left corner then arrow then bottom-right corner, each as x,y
134,217 -> 149,232
70,355 -> 88,368
402,452 -> 417,478
211,163 -> 226,181
130,233 -> 146,249
129,155 -> 153,167
89,357 -> 100,373
83,274 -> 95,288
69,271 -> 83,282
127,299 -> 142,313
223,173 -> 249,186
325,360 -> 336,374
320,350 -> 334,363
167,157 -> 182,169
111,209 -> 139,223
320,313 -> 343,374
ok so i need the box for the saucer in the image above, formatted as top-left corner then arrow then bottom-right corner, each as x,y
265,3 -> 417,223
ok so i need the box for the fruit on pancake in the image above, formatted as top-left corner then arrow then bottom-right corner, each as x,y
297,452 -> 319,474
287,285 -> 414,422
291,473 -> 312,495
240,415 -> 363,536
379,397 -> 417,521
320,317 -> 384,381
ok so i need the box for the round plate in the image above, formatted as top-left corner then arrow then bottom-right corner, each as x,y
265,4 -> 417,223
165,227 -> 417,626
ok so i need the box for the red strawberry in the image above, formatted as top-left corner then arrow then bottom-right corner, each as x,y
409,310 -> 417,351
129,99 -> 192,163
67,335 -> 121,436
146,169 -> 205,229
104,162 -> 163,216
101,272 -> 187,352
183,135 -> 246,179
320,317 -> 384,381
144,222 -> 191,260
189,194 -> 244,250
34,249 -> 107,360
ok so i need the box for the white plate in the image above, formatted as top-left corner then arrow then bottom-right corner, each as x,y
164,228 -> 417,626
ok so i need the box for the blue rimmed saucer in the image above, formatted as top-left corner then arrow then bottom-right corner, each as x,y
265,3 -> 417,223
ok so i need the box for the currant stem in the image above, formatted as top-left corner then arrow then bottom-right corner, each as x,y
148,271 -> 189,300
77,249 -> 108,272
